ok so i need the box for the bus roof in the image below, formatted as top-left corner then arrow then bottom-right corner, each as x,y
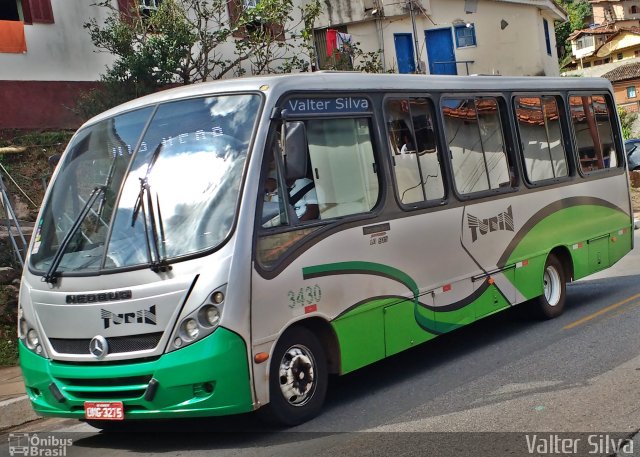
86,72 -> 613,127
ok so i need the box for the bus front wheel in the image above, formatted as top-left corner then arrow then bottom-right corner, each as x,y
261,327 -> 328,426
532,253 -> 566,319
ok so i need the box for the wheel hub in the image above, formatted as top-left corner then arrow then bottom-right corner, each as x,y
278,345 -> 316,406
544,265 -> 561,306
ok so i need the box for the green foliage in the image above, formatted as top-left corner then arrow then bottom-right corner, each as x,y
80,0 -> 322,119
555,0 -> 591,66
0,324 -> 18,366
11,131 -> 72,148
0,283 -> 18,366
618,107 -> 638,139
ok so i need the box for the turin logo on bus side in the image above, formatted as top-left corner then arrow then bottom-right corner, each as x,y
467,206 -> 514,242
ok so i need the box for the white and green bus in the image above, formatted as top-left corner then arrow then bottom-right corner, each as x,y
18,73 -> 633,427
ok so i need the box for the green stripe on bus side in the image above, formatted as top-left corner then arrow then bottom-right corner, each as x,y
303,261 -> 419,297
504,205 -> 632,299
330,283 -> 510,373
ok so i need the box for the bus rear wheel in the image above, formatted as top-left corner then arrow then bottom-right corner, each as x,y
531,253 -> 566,319
261,327 -> 327,426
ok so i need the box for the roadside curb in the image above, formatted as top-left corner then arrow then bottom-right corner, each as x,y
0,395 -> 38,431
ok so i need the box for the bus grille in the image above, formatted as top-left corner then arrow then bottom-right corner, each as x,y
56,375 -> 153,400
49,332 -> 163,355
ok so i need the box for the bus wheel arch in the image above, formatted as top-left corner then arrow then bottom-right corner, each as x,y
260,321 -> 333,426
531,249 -> 570,319
550,246 -> 574,283
295,317 -> 341,375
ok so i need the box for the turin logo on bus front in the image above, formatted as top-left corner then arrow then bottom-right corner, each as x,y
100,305 -> 157,329
467,206 -> 514,242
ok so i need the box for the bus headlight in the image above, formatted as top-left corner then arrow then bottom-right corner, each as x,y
24,327 -> 44,355
26,329 -> 39,348
181,318 -> 199,341
199,305 -> 220,327
169,285 -> 226,352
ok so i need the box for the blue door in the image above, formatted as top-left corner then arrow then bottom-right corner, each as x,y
425,28 -> 457,75
394,33 -> 416,74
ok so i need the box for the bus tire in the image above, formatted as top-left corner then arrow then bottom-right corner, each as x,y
532,253 -> 566,319
261,327 -> 328,426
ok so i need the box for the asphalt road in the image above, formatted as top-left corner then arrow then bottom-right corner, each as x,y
3,233 -> 640,456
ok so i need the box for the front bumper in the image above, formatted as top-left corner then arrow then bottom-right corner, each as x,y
19,327 -> 254,419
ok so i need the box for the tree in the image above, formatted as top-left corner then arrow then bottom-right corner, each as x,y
618,107 -> 638,140
555,0 -> 592,68
79,0 -> 321,118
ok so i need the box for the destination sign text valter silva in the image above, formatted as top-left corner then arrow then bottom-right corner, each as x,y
285,97 -> 371,115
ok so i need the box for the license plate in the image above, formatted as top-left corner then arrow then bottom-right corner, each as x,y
84,401 -> 124,421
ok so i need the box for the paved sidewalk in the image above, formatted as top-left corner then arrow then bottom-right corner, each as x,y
0,365 -> 38,430
0,366 -> 25,402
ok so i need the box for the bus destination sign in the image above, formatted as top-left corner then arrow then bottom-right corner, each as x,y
285,97 -> 370,115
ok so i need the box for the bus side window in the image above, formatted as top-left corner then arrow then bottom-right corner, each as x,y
514,95 -> 568,183
384,97 -> 445,205
257,117 -> 381,267
442,97 -> 511,195
306,118 -> 379,219
569,94 -> 620,173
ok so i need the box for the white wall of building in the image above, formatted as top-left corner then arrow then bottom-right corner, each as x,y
343,0 -> 561,77
319,0 -> 560,76
0,0 -> 117,81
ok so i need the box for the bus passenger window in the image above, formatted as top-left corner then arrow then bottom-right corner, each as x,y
569,94 -> 620,172
306,118 -> 379,219
514,95 -> 568,182
385,98 -> 444,205
442,97 -> 511,195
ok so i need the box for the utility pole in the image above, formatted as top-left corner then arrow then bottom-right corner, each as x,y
408,0 -> 421,73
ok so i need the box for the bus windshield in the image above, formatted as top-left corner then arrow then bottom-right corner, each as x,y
30,93 -> 261,275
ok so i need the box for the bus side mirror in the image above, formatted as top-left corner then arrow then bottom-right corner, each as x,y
283,121 -> 308,181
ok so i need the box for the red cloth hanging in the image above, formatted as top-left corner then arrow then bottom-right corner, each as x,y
326,29 -> 337,57
0,21 -> 27,53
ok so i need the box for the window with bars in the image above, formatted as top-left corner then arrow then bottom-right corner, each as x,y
454,23 -> 476,48
628,86 -> 637,99
139,0 -> 162,17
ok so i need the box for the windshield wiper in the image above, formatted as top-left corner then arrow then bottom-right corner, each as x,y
43,186 -> 106,284
130,145 -> 171,273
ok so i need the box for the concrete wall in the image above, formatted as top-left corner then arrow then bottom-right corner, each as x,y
0,0 -> 116,81
342,0 -> 561,76
0,81 -> 102,129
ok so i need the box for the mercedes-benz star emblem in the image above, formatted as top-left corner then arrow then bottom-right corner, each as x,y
89,335 -> 109,359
